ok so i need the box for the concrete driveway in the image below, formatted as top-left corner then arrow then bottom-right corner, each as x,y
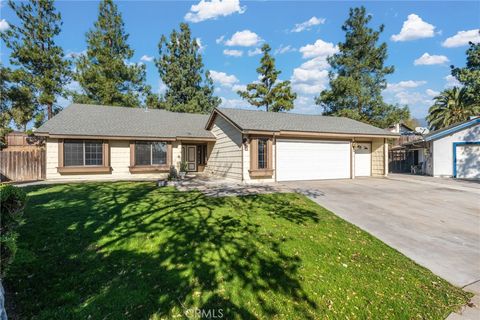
281,174 -> 480,291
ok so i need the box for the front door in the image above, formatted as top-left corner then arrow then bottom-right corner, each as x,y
186,145 -> 197,171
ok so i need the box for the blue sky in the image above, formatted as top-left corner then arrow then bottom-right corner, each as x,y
1,0 -> 479,121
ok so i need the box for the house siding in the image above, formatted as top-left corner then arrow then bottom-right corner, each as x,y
371,138 -> 386,176
205,116 -> 243,181
46,138 -> 181,181
432,124 -> 480,177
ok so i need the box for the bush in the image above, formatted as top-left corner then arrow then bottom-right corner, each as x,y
0,184 -> 26,279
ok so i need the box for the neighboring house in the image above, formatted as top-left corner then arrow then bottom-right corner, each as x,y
387,123 -> 424,173
403,117 -> 480,179
35,103 -> 397,183
387,123 -> 416,135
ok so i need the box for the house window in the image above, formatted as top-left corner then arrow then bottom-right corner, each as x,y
249,137 -> 273,178
64,140 -> 103,166
135,141 -> 167,166
257,138 -> 268,169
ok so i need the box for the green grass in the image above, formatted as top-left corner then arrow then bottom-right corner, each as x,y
6,181 -> 470,319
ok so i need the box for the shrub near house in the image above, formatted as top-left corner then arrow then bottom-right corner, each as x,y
0,185 -> 27,319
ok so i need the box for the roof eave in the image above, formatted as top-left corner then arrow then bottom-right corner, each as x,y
424,118 -> 480,142
277,130 -> 399,139
205,108 -> 244,132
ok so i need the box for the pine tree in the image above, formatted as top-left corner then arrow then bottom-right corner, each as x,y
155,23 -> 220,114
238,44 -> 296,112
317,6 -> 408,127
1,0 -> 70,122
0,66 -> 14,138
451,35 -> 480,104
74,0 -> 150,107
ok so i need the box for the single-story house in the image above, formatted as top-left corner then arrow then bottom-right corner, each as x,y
35,103 -> 398,183
403,117 -> 480,179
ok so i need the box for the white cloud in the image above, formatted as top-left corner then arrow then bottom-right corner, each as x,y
425,89 -> 439,97
196,38 -> 206,53
442,29 -> 480,48
299,56 -> 330,70
158,80 -> 167,94
299,39 -> 338,58
66,50 -> 87,58
0,19 -> 9,32
223,49 -> 243,57
386,80 -> 427,92
394,91 -> 432,106
293,95 -> 319,114
232,84 -> 246,92
210,70 -> 239,87
444,75 -> 461,88
140,55 -> 154,62
291,38 -> 338,95
220,97 -> 246,109
247,48 -> 262,56
291,16 -> 325,33
215,35 -> 225,44
185,0 -> 245,23
274,45 -> 296,55
225,30 -> 262,47
391,14 -> 436,42
414,53 -> 449,65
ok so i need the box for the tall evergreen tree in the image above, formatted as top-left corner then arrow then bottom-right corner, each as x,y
0,66 -> 14,138
451,34 -> 480,104
316,6 -> 408,127
238,44 -> 296,112
155,23 -> 220,114
1,0 -> 70,122
74,0 -> 150,107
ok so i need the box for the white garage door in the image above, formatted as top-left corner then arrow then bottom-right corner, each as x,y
456,144 -> 480,179
276,139 -> 351,181
354,142 -> 372,177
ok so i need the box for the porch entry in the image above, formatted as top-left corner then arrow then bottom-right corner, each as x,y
181,144 -> 208,172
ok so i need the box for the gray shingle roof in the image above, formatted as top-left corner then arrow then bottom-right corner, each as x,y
215,108 -> 398,136
36,104 -> 214,139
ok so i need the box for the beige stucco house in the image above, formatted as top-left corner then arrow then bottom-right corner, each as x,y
36,104 -> 397,183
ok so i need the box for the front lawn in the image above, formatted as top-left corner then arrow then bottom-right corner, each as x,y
6,182 -> 470,319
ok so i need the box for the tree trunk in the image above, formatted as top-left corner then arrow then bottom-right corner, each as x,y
47,103 -> 53,120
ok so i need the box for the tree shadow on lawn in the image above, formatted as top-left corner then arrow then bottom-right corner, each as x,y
8,182 -> 319,319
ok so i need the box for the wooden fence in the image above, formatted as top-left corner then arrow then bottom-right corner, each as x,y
0,149 -> 46,182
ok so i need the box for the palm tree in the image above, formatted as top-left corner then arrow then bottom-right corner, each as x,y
427,86 -> 480,130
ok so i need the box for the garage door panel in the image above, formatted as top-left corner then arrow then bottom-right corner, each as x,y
276,140 -> 351,181
456,145 -> 480,179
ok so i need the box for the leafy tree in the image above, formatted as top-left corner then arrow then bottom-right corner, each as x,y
316,6 -> 408,127
155,23 -> 220,114
427,87 -> 480,130
74,0 -> 150,107
1,0 -> 70,122
451,34 -> 480,104
238,44 -> 296,112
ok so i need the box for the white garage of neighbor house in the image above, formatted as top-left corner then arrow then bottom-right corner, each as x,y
405,117 -> 480,180
35,104 -> 397,183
